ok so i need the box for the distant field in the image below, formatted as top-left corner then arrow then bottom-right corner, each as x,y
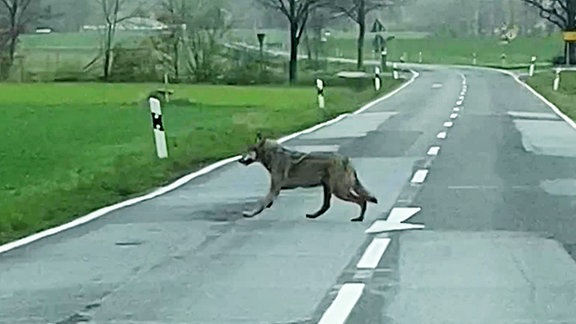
526,70 -> 576,121
0,78 -> 403,244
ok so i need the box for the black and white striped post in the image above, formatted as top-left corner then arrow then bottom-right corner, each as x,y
418,51 -> 423,63
472,52 -> 477,65
553,68 -> 560,91
374,66 -> 381,91
316,79 -> 325,109
392,63 -> 399,80
149,97 -> 169,159
529,56 -> 536,77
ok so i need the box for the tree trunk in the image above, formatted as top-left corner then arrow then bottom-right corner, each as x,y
356,1 -> 366,70
565,41 -> 576,66
289,22 -> 298,84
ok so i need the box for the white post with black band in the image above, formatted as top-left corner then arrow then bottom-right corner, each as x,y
374,66 -> 381,91
149,97 -> 168,159
316,79 -> 325,109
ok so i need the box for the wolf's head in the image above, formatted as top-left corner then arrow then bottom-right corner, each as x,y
238,132 -> 277,166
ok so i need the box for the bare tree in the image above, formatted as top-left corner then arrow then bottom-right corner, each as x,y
520,0 -> 576,64
326,0 -> 406,70
0,0 -> 49,79
257,0 -> 327,84
97,0 -> 143,80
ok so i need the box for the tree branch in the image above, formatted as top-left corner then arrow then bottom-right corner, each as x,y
522,0 -> 568,28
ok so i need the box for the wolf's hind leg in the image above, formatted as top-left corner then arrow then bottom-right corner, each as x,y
306,182 -> 332,219
333,189 -> 367,222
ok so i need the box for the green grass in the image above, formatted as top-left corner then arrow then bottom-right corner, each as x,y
526,70 -> 576,121
0,78 -> 403,244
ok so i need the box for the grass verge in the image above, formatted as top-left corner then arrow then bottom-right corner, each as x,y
525,70 -> 576,121
0,78 -> 404,244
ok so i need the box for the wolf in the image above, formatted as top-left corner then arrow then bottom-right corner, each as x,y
238,133 -> 378,222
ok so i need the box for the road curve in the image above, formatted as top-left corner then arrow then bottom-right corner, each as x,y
2,65 -> 576,324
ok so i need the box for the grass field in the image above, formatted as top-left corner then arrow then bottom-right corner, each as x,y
0,78 -> 403,244
526,70 -> 576,121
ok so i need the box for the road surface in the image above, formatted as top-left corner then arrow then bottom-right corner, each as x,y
2,65 -> 576,324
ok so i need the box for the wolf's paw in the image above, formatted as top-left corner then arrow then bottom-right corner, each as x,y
306,214 -> 318,219
350,217 -> 364,222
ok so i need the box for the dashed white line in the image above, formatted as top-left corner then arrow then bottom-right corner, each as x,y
450,113 -> 458,119
437,131 -> 447,139
443,121 -> 453,127
386,207 -> 422,223
427,146 -> 440,155
410,169 -> 429,184
459,95 -> 465,100
456,100 -> 463,105
453,107 -> 461,112
356,238 -> 391,269
318,283 -> 365,324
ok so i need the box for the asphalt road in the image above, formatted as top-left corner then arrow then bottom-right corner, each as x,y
2,65 -> 576,324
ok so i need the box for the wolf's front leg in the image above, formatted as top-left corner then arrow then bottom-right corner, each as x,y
243,179 -> 282,217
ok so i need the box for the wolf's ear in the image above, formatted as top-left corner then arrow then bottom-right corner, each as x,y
255,131 -> 263,143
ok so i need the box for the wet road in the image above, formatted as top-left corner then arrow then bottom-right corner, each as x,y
2,65 -> 576,324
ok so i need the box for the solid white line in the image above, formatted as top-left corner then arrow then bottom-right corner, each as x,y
443,121 -> 453,127
356,238 -> 391,269
450,113 -> 458,119
427,146 -> 440,155
410,169 -> 429,184
437,131 -> 447,139
0,71 -> 422,255
318,283 -> 365,324
353,70 -> 420,115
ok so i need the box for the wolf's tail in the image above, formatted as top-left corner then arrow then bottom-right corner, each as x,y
352,171 -> 378,204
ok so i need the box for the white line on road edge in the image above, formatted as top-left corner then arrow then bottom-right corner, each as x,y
450,113 -> 458,119
427,146 -> 440,156
386,207 -> 422,223
410,169 -> 429,184
437,131 -> 447,139
443,121 -> 453,127
0,71 -> 421,255
356,238 -> 391,269
318,283 -> 365,324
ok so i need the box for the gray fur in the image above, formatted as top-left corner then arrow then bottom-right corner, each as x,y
238,134 -> 378,222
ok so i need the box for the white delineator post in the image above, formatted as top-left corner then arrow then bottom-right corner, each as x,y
529,56 -> 536,77
553,68 -> 561,91
374,66 -> 381,91
392,63 -> 399,80
472,52 -> 477,65
418,51 -> 423,63
149,97 -> 169,159
316,79 -> 325,109
163,73 -> 170,102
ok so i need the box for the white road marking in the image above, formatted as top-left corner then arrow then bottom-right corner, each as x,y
450,113 -> 458,119
443,121 -> 453,127
386,207 -> 422,223
365,220 -> 425,234
356,238 -> 391,269
427,146 -> 440,155
437,131 -> 447,139
411,169 -> 429,184
318,283 -> 365,324
453,107 -> 460,112
456,100 -> 463,105
432,83 -> 443,89
459,95 -> 465,100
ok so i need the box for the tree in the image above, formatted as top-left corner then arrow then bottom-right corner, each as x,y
0,0 -> 51,79
257,0 -> 327,84
520,0 -> 576,64
326,0 -> 390,69
97,0 -> 143,81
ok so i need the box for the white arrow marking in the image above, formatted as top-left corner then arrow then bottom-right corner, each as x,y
386,207 -> 422,223
411,169 -> 429,183
437,131 -> 447,139
444,121 -> 453,127
365,220 -> 425,234
427,146 -> 440,156
356,238 -> 391,269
